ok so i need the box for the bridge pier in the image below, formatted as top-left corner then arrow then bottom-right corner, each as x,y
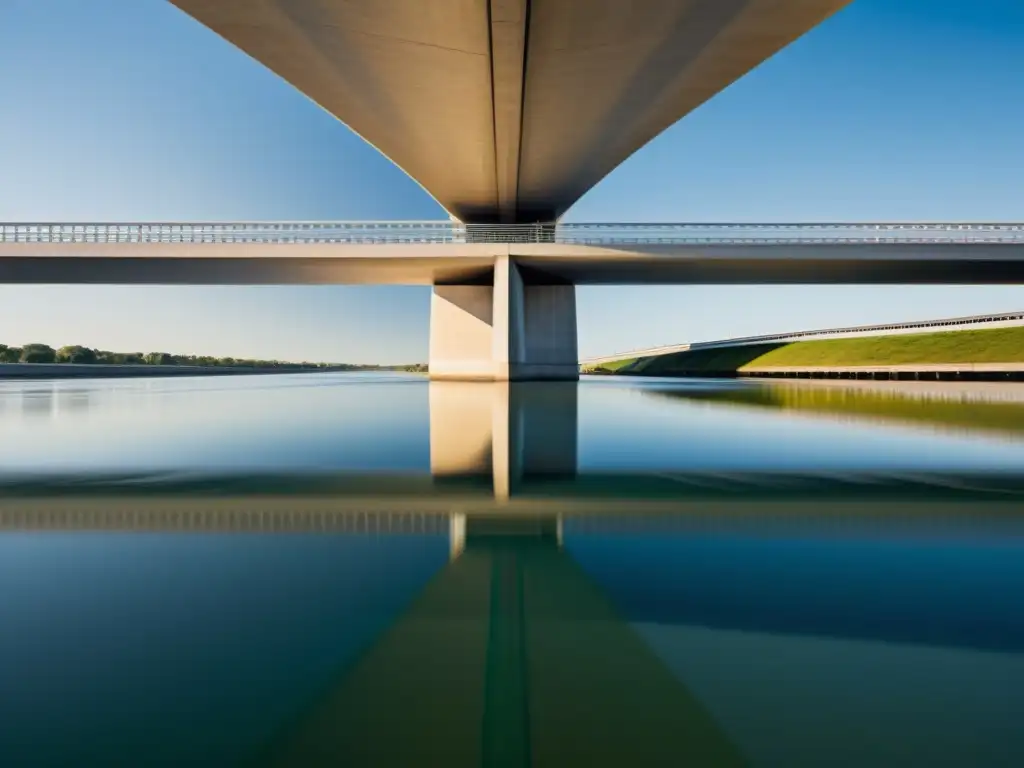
429,256 -> 578,381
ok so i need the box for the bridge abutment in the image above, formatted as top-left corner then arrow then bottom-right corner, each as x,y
429,256 -> 578,381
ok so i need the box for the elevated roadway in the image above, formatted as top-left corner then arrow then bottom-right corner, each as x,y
6,221 -> 1024,380
5,223 -> 1024,285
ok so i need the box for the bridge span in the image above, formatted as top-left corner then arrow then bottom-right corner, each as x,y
152,1 -> 853,381
5,222 -> 1024,380
166,0 -> 852,224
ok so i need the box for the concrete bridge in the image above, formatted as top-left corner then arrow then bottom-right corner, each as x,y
11,1 -> 1024,380
6,222 -> 1024,381
0,0 -> 923,382
165,0 -> 853,225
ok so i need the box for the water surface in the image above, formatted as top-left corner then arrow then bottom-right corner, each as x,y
2,373 -> 1023,766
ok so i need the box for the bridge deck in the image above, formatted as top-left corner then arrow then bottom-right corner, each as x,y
4,241 -> 1024,285
5,223 -> 1024,284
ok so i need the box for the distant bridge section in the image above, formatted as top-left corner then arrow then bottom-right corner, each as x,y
583,344 -> 693,368
691,309 -> 1024,349
582,309 -> 1024,368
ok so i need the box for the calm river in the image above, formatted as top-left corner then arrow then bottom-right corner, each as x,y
2,373 -> 1024,766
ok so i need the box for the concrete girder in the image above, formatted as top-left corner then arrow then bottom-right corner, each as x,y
6,241 -> 1024,285
166,0 -> 852,223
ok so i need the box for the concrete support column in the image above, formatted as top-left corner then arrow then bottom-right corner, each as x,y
491,256 -> 525,381
429,257 -> 578,381
429,284 -> 495,381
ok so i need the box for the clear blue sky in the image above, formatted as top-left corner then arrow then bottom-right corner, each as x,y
1,0 -> 1023,363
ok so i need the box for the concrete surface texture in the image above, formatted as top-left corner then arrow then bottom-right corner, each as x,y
6,241 -> 1024,284
428,257 -> 579,381
167,0 -> 852,222
7,239 -> 1024,380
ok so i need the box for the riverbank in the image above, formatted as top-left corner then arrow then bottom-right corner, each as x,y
0,363 -> 369,379
647,378 -> 1024,438
610,325 -> 1024,380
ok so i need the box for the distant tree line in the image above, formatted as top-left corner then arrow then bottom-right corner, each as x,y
0,343 -> 371,370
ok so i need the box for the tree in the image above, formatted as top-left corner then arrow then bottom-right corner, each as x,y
19,343 -> 57,363
56,345 -> 98,364
1,341 -> 351,369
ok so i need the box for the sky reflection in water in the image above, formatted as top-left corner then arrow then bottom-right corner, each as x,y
5,373 -> 1024,474
2,373 -> 1024,766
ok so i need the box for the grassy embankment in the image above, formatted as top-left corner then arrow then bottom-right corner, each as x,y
583,357 -> 642,374
602,326 -> 1024,376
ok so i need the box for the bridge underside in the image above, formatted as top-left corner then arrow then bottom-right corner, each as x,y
167,0 -> 851,223
5,243 -> 1024,285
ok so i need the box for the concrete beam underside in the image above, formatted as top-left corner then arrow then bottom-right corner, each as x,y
167,0 -> 853,223
429,257 -> 579,381
6,242 -> 1024,285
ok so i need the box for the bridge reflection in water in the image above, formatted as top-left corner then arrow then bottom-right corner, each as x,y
6,495 -> 1023,766
250,514 -> 743,767
429,381 -> 579,499
5,382 -> 1024,765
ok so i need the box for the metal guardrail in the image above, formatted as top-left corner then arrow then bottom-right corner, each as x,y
4,222 -> 1024,245
686,310 -> 1024,350
582,344 -> 693,366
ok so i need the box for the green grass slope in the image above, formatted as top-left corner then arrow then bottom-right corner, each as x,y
632,325 -> 1024,376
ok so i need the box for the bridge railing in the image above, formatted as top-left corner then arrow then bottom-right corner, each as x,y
4,222 -> 1024,245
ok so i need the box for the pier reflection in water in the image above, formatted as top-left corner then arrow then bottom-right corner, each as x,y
3,374 -> 1024,765
430,381 -> 578,497
3,502 -> 1024,767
